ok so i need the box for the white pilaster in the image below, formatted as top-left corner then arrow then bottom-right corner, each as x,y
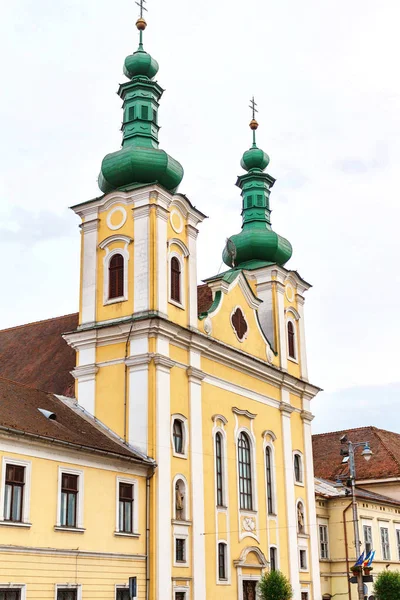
126,352 -> 151,454
187,224 -> 199,329
155,354 -> 174,600
302,411 -> 321,600
280,396 -> 300,599
133,205 -> 150,314
80,215 -> 99,326
296,296 -> 308,381
71,364 -> 98,416
156,205 -> 169,317
188,357 -> 206,599
276,283 -> 288,371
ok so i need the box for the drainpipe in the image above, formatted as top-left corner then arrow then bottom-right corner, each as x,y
146,467 -> 155,600
343,501 -> 353,600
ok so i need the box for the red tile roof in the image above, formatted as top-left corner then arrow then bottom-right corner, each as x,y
313,426 -> 400,481
0,376 -> 151,463
0,313 -> 78,397
315,477 -> 400,507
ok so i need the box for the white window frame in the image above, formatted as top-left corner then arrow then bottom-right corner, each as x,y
100,235 -> 131,306
236,427 -> 258,516
264,441 -> 277,516
168,251 -> 185,309
269,545 -> 279,571
173,586 -> 189,600
286,316 -> 298,363
0,457 -> 32,526
173,532 -> 189,567
0,584 -> 26,600
214,427 -> 228,510
172,473 -> 189,522
115,476 -> 139,536
55,467 -> 84,531
293,450 -> 304,485
396,527 -> 400,560
380,525 -> 391,560
171,414 -> 189,458
296,498 -> 307,535
114,584 -> 130,600
298,546 -> 308,572
318,521 -> 329,559
216,539 -> 230,585
300,589 -> 310,600
55,584 -> 82,600
363,522 -> 373,555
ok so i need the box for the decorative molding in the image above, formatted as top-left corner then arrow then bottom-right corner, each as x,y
233,546 -> 269,568
71,364 -> 99,381
106,206 -> 127,231
98,234 -> 132,250
125,353 -> 153,368
280,402 -> 295,415
80,218 -> 99,233
262,429 -> 277,441
301,410 -> 314,422
170,208 -> 184,233
285,306 -> 301,320
212,414 -> 228,425
168,237 -> 190,257
232,407 -> 257,420
153,355 -> 175,370
186,366 -> 205,382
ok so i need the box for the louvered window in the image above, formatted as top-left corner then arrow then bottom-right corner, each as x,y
171,257 -> 181,303
319,524 -> 329,558
109,253 -> 124,299
238,432 -> 253,510
287,321 -> 296,358
364,524 -> 373,554
381,527 -> 390,560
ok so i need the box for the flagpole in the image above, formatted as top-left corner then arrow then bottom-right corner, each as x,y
349,441 -> 365,600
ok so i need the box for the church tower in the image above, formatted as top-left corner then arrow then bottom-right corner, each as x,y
65,8 -> 321,600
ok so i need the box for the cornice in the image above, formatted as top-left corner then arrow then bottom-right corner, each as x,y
232,407 -> 257,419
186,366 -> 205,382
71,364 -> 98,381
280,402 -> 295,415
152,204 -> 169,221
125,354 -> 153,368
301,410 -> 315,422
153,355 -> 175,370
132,205 -> 151,219
80,218 -> 99,233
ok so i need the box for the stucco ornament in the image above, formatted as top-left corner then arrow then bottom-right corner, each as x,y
242,516 -> 256,532
203,317 -> 212,335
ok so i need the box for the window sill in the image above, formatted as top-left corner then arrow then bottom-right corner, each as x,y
172,519 -> 192,526
174,562 -> 189,568
298,533 -> 310,539
287,356 -> 299,364
0,521 -> 32,528
295,481 -> 305,487
217,579 -> 230,585
114,531 -> 140,538
169,299 -> 185,310
239,509 -> 257,515
172,452 -> 188,460
54,526 -> 85,533
104,296 -> 127,306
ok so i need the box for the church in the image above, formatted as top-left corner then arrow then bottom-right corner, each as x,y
0,7 -> 321,600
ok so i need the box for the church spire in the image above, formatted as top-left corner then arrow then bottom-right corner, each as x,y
98,1 -> 184,195
222,100 -> 292,269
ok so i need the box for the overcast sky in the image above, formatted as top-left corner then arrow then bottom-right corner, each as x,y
1,1 -> 399,433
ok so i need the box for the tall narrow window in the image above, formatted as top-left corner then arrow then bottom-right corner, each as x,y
173,419 -> 184,454
270,547 -> 277,571
381,527 -> 390,560
57,590 -> 77,600
294,454 -> 303,483
170,257 -> 181,303
265,447 -> 274,514
396,529 -> 400,560
109,253 -> 124,299
319,524 -> 329,558
175,594 -> 185,600
60,473 -> 78,527
218,542 -> 227,580
4,464 -> 25,522
215,433 -> 224,507
238,432 -> 253,510
287,321 -> 295,359
0,591 -> 21,600
364,524 -> 373,554
119,482 -> 134,533
175,538 -> 186,562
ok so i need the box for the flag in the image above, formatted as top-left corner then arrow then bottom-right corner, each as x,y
354,551 -> 365,567
363,551 -> 372,566
366,550 -> 375,567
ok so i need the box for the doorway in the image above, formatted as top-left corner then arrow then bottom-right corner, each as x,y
243,580 -> 257,600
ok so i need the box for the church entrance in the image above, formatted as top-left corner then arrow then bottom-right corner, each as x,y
243,580 -> 257,600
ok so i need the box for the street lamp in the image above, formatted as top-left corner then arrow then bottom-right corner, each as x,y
340,435 -> 373,600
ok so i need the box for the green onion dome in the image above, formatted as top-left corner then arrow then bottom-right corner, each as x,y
222,227 -> 293,269
124,49 -> 159,80
241,146 -> 270,172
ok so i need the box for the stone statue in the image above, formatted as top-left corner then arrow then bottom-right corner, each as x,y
297,503 -> 305,533
175,482 -> 184,520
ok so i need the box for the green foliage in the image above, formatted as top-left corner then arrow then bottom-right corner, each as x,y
258,570 -> 293,600
374,570 -> 400,600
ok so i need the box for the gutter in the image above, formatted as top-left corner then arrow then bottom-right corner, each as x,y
343,501 -> 353,600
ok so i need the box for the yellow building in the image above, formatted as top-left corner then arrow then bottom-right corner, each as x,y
0,7 -> 323,600
313,426 -> 400,599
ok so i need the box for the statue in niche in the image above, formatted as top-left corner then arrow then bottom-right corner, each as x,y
175,481 -> 185,520
297,503 -> 305,534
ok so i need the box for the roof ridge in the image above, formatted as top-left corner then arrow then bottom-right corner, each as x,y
373,427 -> 400,472
312,425 -> 375,438
0,312 -> 78,334
0,374 -> 52,396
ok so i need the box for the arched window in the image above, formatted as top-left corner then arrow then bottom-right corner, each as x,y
265,447 -> 274,514
218,542 -> 227,581
170,257 -> 181,303
173,419 -> 184,454
238,432 -> 253,510
294,453 -> 303,483
215,432 -> 224,507
109,253 -> 124,299
287,320 -> 296,359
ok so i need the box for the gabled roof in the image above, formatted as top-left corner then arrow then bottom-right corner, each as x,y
313,426 -> 400,481
0,313 -> 78,397
315,476 -> 400,507
0,376 -> 152,464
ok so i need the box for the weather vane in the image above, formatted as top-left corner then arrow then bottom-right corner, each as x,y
249,96 -> 259,147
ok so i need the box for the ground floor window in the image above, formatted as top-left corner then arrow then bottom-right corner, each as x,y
175,593 -> 186,600
0,591 -> 21,600
57,590 -> 77,600
116,589 -> 130,600
301,592 -> 309,600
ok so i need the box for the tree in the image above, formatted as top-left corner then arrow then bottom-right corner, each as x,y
374,570 -> 400,600
258,570 -> 293,600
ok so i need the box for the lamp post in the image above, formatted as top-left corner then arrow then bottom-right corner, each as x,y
340,435 -> 373,600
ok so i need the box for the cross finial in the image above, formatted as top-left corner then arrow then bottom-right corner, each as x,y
249,96 -> 258,121
135,0 -> 148,49
136,0 -> 148,19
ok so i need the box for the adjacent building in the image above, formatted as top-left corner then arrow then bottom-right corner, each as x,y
1,8 -> 323,600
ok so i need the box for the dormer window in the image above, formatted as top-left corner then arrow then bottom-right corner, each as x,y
170,257 -> 181,303
109,253 -> 124,299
